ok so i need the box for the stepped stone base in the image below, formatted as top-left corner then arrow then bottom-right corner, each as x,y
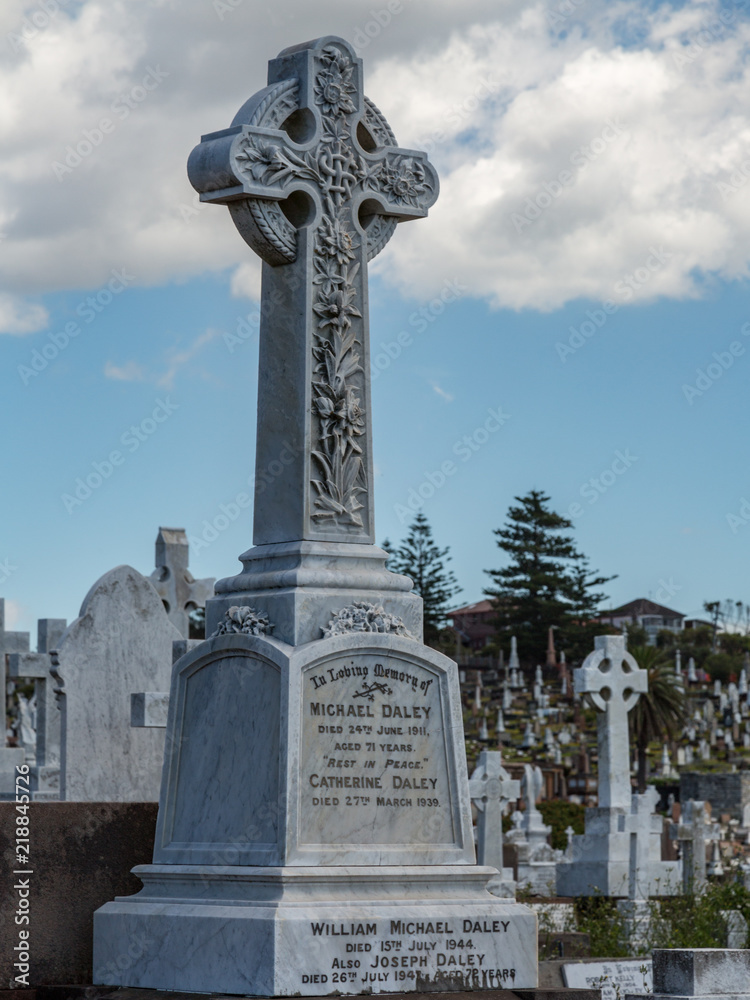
94,865 -> 538,996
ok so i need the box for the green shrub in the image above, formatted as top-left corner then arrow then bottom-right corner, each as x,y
539,800 -> 585,850
574,895 -> 629,958
648,881 -> 750,949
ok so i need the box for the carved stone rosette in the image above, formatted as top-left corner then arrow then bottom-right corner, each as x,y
210,606 -> 275,638
322,601 -> 414,639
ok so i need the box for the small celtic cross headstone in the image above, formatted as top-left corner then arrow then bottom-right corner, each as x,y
188,36 -> 438,546
574,634 -> 647,810
468,749 -> 520,870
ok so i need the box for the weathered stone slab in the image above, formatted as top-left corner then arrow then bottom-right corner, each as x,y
563,960 -> 651,1000
95,866 -> 536,995
151,632 -> 473,866
647,949 -> 750,998
52,566 -> 181,801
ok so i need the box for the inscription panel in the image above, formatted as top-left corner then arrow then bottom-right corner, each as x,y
276,905 -> 538,995
298,653 -> 456,847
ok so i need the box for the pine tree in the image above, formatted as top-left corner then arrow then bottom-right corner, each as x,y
484,489 -> 614,665
383,513 -> 460,644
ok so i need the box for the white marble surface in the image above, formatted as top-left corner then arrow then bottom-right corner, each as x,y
556,799 -> 680,897
94,865 -> 537,996
52,565 -> 181,801
154,631 -> 474,866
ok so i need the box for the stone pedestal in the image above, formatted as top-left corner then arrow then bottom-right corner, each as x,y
208,541 -> 422,646
94,631 -> 538,994
95,866 -> 535,995
556,804 -> 680,897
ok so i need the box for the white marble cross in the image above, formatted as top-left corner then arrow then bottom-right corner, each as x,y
188,37 -> 438,546
0,599 -> 31,789
627,787 -> 659,900
0,598 -> 30,716
7,617 -> 66,797
574,635 -> 647,810
468,749 -> 520,870
671,799 -> 719,892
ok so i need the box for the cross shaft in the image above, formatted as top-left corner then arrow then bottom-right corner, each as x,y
574,635 -> 647,810
188,36 -> 438,547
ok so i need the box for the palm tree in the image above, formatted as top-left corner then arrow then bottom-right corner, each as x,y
629,645 -> 686,793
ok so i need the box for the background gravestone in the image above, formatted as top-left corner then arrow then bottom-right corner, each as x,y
148,526 -> 214,638
8,615 -> 67,799
52,564 -> 180,801
0,598 -> 30,798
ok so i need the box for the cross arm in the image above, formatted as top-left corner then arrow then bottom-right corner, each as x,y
8,651 -> 51,680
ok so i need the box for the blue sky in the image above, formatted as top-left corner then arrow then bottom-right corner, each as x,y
2,0 -> 750,636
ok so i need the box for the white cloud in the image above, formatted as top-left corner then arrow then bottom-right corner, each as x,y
0,292 -> 48,335
158,327 -> 222,389
2,0 -> 750,314
104,360 -> 147,382
431,381 -> 454,403
3,598 -> 27,631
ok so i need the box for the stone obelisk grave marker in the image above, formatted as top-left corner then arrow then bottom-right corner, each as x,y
93,36 -> 536,996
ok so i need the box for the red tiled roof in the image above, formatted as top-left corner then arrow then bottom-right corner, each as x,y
449,599 -> 494,617
600,597 -> 684,620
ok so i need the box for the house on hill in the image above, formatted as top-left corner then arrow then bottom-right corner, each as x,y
448,599 -> 495,652
597,597 -> 685,645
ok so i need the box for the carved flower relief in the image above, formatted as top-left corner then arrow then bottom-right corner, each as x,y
234,136 -> 319,189
369,157 -> 432,207
235,140 -> 286,183
313,282 -> 362,332
336,388 -> 365,453
316,386 -> 365,449
315,47 -> 356,117
318,216 -> 359,266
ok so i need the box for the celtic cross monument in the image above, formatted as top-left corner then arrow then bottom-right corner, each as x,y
557,635 -> 680,896
186,35 -> 441,644
93,37 -> 536,996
